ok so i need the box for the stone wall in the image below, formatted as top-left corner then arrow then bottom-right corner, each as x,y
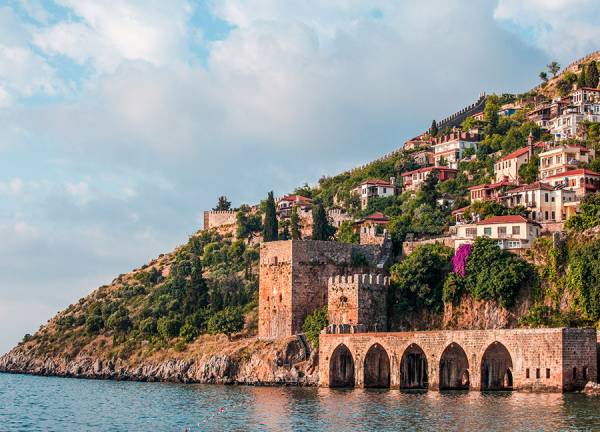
203,210 -> 237,230
258,240 -> 382,339
319,328 -> 597,392
327,274 -> 389,332
402,237 -> 455,256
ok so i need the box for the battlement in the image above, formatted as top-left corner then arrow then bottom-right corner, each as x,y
435,92 -> 486,131
327,274 -> 390,287
203,210 -> 237,230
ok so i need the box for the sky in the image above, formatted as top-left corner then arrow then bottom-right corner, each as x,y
1,0 -> 600,354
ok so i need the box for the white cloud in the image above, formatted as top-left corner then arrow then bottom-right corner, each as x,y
0,178 -> 24,195
494,0 -> 600,61
33,0 -> 194,73
65,181 -> 91,206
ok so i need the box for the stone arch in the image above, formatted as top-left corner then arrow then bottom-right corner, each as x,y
439,342 -> 470,390
329,344 -> 355,388
363,343 -> 390,388
480,341 -> 513,391
400,343 -> 428,389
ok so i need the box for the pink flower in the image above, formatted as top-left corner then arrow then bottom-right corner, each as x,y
452,243 -> 473,277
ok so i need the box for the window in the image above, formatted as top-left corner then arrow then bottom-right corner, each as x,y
526,368 -> 530,379
584,367 -> 588,381
573,367 -> 577,380
279,293 -> 282,303
545,193 -> 548,202
484,227 -> 492,236
552,211 -> 555,220
546,368 -> 550,379
498,227 -> 507,237
512,226 -> 520,235
536,368 -> 540,379
507,241 -> 520,249
545,211 -> 549,220
466,228 -> 477,238
383,187 -> 387,193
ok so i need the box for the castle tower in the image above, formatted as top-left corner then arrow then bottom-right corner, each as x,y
327,273 -> 389,333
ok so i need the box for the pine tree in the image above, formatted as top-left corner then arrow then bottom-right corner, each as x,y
290,205 -> 301,239
280,225 -> 290,240
311,203 -> 333,241
213,195 -> 231,211
547,61 -> 560,77
578,67 -> 587,89
587,61 -> 599,88
262,191 -> 278,242
430,120 -> 438,137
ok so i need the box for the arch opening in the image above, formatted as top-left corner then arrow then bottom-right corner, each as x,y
400,343 -> 429,389
481,341 -> 513,391
364,343 -> 390,388
439,343 -> 470,390
329,344 -> 355,388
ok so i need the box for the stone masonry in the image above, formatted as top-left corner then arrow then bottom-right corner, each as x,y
327,274 -> 389,333
319,328 -> 597,392
258,240 -> 382,339
203,210 -> 237,230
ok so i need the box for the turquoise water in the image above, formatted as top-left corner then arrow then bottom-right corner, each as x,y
2,373 -> 600,431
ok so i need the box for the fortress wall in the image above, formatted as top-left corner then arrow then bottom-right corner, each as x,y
203,210 -> 237,230
319,328 -> 596,392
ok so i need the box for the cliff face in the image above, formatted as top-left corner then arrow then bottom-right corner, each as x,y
0,335 -> 318,385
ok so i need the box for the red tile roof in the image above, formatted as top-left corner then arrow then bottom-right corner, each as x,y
451,205 -> 469,216
505,181 -> 554,193
545,169 -> 600,179
469,179 -> 516,191
359,178 -> 395,187
499,147 -> 529,161
363,212 -> 390,222
279,195 -> 312,204
476,215 -> 528,225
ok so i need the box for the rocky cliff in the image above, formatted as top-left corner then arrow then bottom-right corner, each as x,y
0,334 -> 318,385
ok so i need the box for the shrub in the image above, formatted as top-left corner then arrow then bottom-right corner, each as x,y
464,238 -> 535,307
138,317 -> 157,337
179,322 -> 200,343
157,317 -> 181,340
452,243 -> 472,277
442,272 -> 464,304
106,308 -> 132,333
207,306 -> 244,339
302,306 -> 328,348
85,314 -> 103,335
567,239 -> 600,320
565,193 -> 600,231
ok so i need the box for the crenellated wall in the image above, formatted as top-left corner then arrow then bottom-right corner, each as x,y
203,210 -> 237,230
319,328 -> 597,392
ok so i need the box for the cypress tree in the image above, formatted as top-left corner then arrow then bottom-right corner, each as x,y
311,203 -> 332,241
430,120 -> 438,137
263,191 -> 278,242
290,206 -> 301,239
578,67 -> 587,89
587,61 -> 599,88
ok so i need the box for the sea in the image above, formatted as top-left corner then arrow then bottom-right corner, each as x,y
2,373 -> 600,431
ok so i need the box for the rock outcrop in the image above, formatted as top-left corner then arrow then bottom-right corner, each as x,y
0,335 -> 319,386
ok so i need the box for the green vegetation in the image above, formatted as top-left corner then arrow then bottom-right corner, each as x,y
290,206 -> 301,239
565,193 -> 600,231
302,306 -> 328,347
337,220 -> 359,244
263,191 -> 278,242
213,195 -> 231,211
207,306 -> 245,340
312,203 -> 334,240
567,239 -> 600,321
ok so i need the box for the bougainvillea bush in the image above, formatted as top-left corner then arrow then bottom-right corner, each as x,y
452,243 -> 473,277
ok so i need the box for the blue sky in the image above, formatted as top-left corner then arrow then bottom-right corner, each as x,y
1,0 -> 599,354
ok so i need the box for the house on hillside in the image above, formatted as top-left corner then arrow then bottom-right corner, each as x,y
493,134 -> 544,182
411,149 -> 435,166
401,166 -> 458,192
276,195 -> 312,217
545,168 -> 600,197
432,131 -> 480,169
538,145 -> 595,180
454,215 -> 541,251
469,178 -> 517,203
351,178 -> 398,210
404,133 -> 434,150
501,182 -> 579,227
353,212 -> 390,245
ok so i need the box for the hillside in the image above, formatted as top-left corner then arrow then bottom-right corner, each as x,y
2,51 -> 600,384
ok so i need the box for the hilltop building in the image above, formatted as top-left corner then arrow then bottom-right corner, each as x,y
276,194 -> 312,218
401,166 -> 457,192
353,212 -> 390,245
453,215 -> 541,251
432,131 -> 480,168
469,178 -> 517,203
545,168 -> 600,197
539,144 -> 595,180
352,178 -> 398,210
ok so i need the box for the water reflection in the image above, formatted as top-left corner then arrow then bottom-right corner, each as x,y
2,374 -> 600,431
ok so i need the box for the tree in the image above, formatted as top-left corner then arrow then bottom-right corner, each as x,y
179,322 -> 200,343
484,95 -> 500,136
518,155 -> 539,184
464,238 -> 534,307
547,61 -> 560,77
430,119 -> 438,137
566,239 -> 600,320
539,71 -> 548,83
302,305 -> 328,347
586,61 -> 599,88
337,220 -> 359,244
290,205 -> 301,239
106,307 -> 132,333
565,193 -> 600,231
157,316 -> 181,339
578,67 -> 587,89
213,196 -> 231,211
85,314 -> 103,335
262,191 -> 278,242
207,306 -> 244,340
182,255 -> 208,315
390,243 -> 453,313
311,203 -> 333,240
280,224 -> 291,240
236,208 -> 262,240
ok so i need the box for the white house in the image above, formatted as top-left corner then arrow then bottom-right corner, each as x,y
454,215 -> 541,251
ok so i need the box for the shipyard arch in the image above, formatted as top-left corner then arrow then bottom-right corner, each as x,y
439,343 -> 470,390
363,343 -> 390,388
329,344 -> 355,388
400,343 -> 429,390
480,342 -> 513,391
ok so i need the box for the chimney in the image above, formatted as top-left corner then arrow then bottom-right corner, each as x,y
527,131 -> 534,158
390,176 -> 396,186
